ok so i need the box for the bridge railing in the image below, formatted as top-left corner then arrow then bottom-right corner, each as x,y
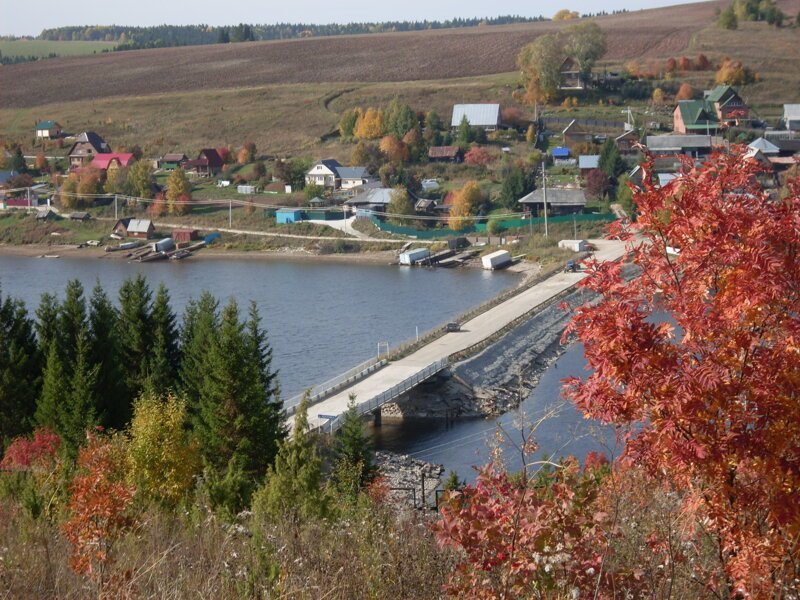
285,356 -> 388,415
324,357 -> 449,432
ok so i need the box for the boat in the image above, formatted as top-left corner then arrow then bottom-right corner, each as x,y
169,249 -> 192,261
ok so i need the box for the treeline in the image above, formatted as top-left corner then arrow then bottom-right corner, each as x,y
0,277 -> 284,505
37,15 -> 546,50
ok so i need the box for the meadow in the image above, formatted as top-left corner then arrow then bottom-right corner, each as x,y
0,40 -> 116,58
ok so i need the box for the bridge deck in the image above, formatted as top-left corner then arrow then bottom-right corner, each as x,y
289,239 -> 626,432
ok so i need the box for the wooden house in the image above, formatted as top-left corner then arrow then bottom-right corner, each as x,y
559,57 -> 584,90
35,120 -> 62,139
428,146 -> 463,162
172,229 -> 199,243
68,132 -> 111,168
305,159 -> 370,190
158,153 -> 188,170
615,130 -> 640,154
113,217 -> 154,239
89,153 -> 135,173
562,120 -> 594,148
705,85 -> 749,127
673,100 -> 720,135
183,149 -> 224,177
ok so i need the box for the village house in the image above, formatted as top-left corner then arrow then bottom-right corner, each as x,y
428,146 -> 463,163
704,85 -> 749,127
450,104 -> 501,131
157,153 -> 188,170
343,187 -> 396,216
112,217 -> 154,239
305,159 -> 371,191
646,134 -> 726,158
35,120 -> 62,139
578,155 -> 600,178
614,130 -> 640,154
562,120 -> 595,148
518,188 -> 586,216
182,149 -> 224,177
783,104 -> 800,131
68,132 -> 112,168
89,153 -> 135,173
559,57 -> 584,90
673,100 -> 720,135
68,212 -> 91,222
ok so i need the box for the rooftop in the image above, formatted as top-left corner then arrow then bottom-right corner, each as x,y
451,103 -> 501,128
578,155 -> 600,169
518,188 -> 586,206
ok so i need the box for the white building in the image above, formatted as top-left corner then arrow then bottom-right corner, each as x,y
783,104 -> 800,131
451,104 -> 501,131
305,159 -> 371,190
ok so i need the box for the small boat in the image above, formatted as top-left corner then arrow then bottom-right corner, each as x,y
43,254 -> 60,259
169,249 -> 192,261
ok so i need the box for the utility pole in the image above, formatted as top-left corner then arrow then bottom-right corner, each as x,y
542,161 -> 548,237
114,194 -> 118,220
229,199 -> 232,228
573,213 -> 577,239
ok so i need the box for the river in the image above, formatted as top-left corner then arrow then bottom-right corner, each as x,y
0,254 -> 517,399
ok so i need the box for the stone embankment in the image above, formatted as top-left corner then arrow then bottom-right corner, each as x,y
375,451 -> 444,508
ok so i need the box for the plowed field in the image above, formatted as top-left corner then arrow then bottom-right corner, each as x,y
1,1 -> 726,109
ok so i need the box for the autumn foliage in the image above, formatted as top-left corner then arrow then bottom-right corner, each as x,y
0,428 -> 60,471
565,149 -> 800,596
463,146 -> 495,167
62,432 -> 135,586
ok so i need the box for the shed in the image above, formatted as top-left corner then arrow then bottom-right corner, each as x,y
552,147 -> 571,159
115,218 -> 154,239
276,208 -> 305,224
36,120 -> 62,139
784,104 -> 800,131
35,209 -> 58,221
428,146 -> 463,162
172,229 -> 199,243
69,212 -> 91,222
558,239 -> 589,252
578,155 -> 600,177
158,153 -> 188,170
237,184 -> 259,194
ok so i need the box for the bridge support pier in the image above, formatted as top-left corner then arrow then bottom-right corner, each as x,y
372,407 -> 382,427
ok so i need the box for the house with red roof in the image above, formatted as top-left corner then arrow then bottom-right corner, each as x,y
89,153 -> 136,172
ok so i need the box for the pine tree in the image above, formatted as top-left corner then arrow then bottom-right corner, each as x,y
36,342 -> 68,433
457,115 -> 473,147
61,333 -> 99,456
598,138 -> 626,179
332,395 -> 375,495
252,395 -> 329,523
88,284 -> 125,429
117,276 -> 153,413
0,290 -> 42,447
195,300 -> 280,476
35,293 -> 60,353
146,284 -> 180,394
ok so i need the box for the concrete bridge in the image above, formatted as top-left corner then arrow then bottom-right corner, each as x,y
286,239 -> 627,433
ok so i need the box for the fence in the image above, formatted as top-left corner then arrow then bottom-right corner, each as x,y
285,356 -> 388,414
323,358 -> 449,432
370,213 -> 615,238
543,116 -> 627,130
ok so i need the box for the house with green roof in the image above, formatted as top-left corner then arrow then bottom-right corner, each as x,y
704,85 -> 749,126
35,120 -> 62,139
672,100 -> 720,135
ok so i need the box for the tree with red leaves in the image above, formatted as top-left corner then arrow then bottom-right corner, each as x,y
62,433 -> 135,589
0,428 -> 60,472
565,149 -> 800,597
463,146 -> 495,167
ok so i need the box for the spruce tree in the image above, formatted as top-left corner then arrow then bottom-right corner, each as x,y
88,283 -> 125,429
332,395 -> 375,494
147,284 -> 180,394
252,395 -> 329,523
457,115 -> 473,147
598,138 -> 626,179
195,299 -> 278,476
35,292 -> 60,357
117,275 -> 153,411
36,341 -> 68,433
60,333 -> 99,456
58,280 -> 87,372
179,292 -> 219,417
0,290 -> 42,447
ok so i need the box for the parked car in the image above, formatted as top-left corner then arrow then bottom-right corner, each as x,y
445,322 -> 461,332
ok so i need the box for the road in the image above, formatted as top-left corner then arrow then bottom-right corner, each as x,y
290,238 -> 627,431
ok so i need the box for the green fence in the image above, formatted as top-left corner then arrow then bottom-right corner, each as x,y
370,213 -> 615,239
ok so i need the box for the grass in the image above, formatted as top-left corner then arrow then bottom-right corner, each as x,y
0,212 -> 109,245
0,40 -> 117,58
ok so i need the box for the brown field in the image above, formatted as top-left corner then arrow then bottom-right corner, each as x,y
0,1 -> 729,108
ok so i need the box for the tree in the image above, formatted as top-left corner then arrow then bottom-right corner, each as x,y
62,433 -> 135,590
384,99 -> 417,139
117,276 -> 153,414
525,124 -> 536,145
195,299 -> 282,477
125,160 -> 153,199
598,138 -> 626,178
456,115 -> 473,146
338,108 -> 361,138
88,284 -> 125,429
715,58 -> 755,85
252,160 -> 267,180
386,187 -> 416,226
0,289 -> 41,448
304,183 -> 324,201
379,135 -> 409,164
217,28 -> 230,43
179,292 -> 219,418
615,173 -> 635,216
126,392 -> 200,507
718,6 -> 739,28
675,82 -> 696,100
332,395 -> 375,496
584,168 -> 610,200
237,146 -> 252,165
146,284 -> 179,395
34,152 -> 48,172
499,165 -> 528,209
448,181 -> 482,231
11,147 -> 27,173
553,8 -> 579,20
563,21 -> 607,82
651,87 -> 665,104
464,146 -> 494,167
354,107 -> 385,139
165,168 -> 191,215
76,168 -> 102,204
565,151 -> 800,596
517,34 -> 565,104
252,394 -> 329,523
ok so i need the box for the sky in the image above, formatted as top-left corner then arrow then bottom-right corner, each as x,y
0,0 -> 700,37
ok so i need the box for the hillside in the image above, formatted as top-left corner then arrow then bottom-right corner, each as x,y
0,1 -> 726,108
